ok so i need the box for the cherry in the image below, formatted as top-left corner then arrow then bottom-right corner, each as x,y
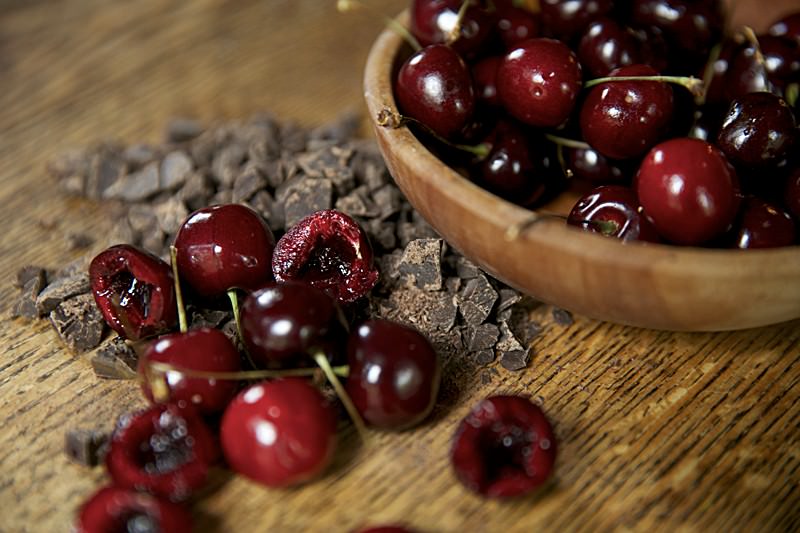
240,281 -> 347,366
138,327 -> 242,415
471,55 -> 502,108
563,146 -> 633,184
731,197 -> 796,249
272,209 -> 379,304
716,92 -> 797,169
578,17 -> 641,77
89,244 -> 177,341
567,185 -> 661,242
174,203 -> 275,299
345,319 -> 440,430
221,378 -> 337,487
769,12 -> 800,46
784,168 -> 800,221
410,0 -> 494,57
635,138 -> 740,245
450,395 -> 556,499
75,485 -> 192,533
758,34 -> 800,85
580,65 -> 674,160
539,0 -> 613,43
105,404 -> 219,501
495,3 -> 540,49
497,38 -> 582,128
724,40 -> 781,101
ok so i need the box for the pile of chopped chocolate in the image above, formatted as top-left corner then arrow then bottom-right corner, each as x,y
13,112 -> 569,387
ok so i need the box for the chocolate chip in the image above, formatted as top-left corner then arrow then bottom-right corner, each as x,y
123,144 -> 159,169
165,118 -> 204,143
282,177 -> 333,228
398,238 -> 443,291
474,349 -> 496,365
211,143 -> 246,188
500,349 -> 530,371
36,272 -> 91,316
454,256 -> 481,280
496,288 -> 522,313
468,323 -> 500,351
12,267 -> 47,319
552,307 -> 574,326
16,265 -> 47,288
179,170 -> 214,211
65,429 -> 108,467
335,186 -> 379,218
49,293 -> 105,352
86,145 -> 126,199
496,320 -> 525,353
371,184 -> 402,220
458,273 -> 497,326
160,150 -> 193,190
90,337 -> 138,379
102,161 -> 160,202
364,218 -> 397,252
153,197 -> 189,236
232,163 -> 267,203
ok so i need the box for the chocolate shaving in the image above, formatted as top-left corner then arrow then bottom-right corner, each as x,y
49,293 -> 105,352
65,429 -> 108,467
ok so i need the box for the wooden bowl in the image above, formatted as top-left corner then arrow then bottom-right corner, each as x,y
363,12 -> 800,332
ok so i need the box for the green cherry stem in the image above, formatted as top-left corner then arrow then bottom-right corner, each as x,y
545,133 -> 592,150
146,360 -> 350,381
169,245 -> 188,333
227,288 -> 258,370
584,75 -> 705,97
312,349 -> 369,441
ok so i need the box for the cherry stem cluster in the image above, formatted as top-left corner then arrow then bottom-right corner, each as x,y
584,75 -> 705,97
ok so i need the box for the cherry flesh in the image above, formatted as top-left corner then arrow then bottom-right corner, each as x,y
89,244 -> 177,341
716,92 -> 797,169
345,319 -> 440,430
395,43 -> 476,140
240,281 -> 347,366
272,209 -> 379,304
580,64 -> 674,160
138,327 -> 242,415
174,203 -> 275,299
497,38 -> 582,128
451,395 -> 556,499
636,138 -> 740,245
578,17 -> 641,77
221,378 -> 337,487
75,485 -> 192,533
410,0 -> 494,57
731,197 -> 796,249
105,404 -> 219,501
568,185 -> 661,243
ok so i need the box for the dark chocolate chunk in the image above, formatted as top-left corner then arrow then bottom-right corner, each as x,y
398,238 -> 443,291
232,163 -> 267,203
211,143 -> 246,188
48,149 -> 90,195
86,146 -> 127,199
282,177 -> 333,228
123,144 -> 159,169
102,161 -> 159,202
49,293 -> 105,352
179,170 -> 214,211
36,272 -> 90,316
160,150 -> 193,190
552,307 -> 574,326
500,349 -> 530,371
474,349 -> 496,365
153,197 -> 189,236
335,186 -> 379,218
12,267 -> 47,319
372,184 -> 402,220
496,320 -> 525,353
468,323 -> 500,351
65,429 -> 108,467
496,288 -> 522,313
189,308 -> 232,329
364,218 -> 397,251
16,265 -> 47,288
444,276 -> 461,294
455,256 -> 481,280
165,118 -> 204,143
90,337 -> 138,379
279,121 -> 308,154
250,189 -> 283,232
458,273 -> 497,326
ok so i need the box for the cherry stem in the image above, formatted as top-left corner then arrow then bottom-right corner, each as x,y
446,0 -> 472,45
584,75 -> 705,97
144,360 -> 349,381
169,245 -> 188,333
504,212 -> 567,241
377,107 -> 491,159
786,83 -> 798,108
545,133 -> 591,150
311,349 -> 369,441
698,41 -> 723,106
227,288 -> 258,370
587,219 -> 619,236
336,0 -> 422,51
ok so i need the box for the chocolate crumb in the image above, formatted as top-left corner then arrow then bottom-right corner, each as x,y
468,323 -> 500,352
12,267 -> 47,319
65,429 -> 108,467
36,272 -> 91,316
458,273 -> 497,327
160,150 -> 193,190
282,177 -> 333,228
500,349 -> 530,371
49,293 -> 105,352
496,320 -> 525,353
102,161 -> 160,202
398,238 -> 443,291
552,307 -> 574,326
474,349 -> 496,366
90,337 -> 138,379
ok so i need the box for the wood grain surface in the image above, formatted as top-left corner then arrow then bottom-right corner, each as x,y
1,1 -> 799,532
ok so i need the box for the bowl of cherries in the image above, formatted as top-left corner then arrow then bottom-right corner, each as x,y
363,0 -> 800,331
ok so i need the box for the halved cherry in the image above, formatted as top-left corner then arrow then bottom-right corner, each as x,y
75,485 -> 192,533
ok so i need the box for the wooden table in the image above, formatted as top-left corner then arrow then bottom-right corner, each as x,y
1,1 -> 798,532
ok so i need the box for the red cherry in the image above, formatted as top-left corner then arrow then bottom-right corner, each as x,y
471,55 -> 502,108
75,485 -> 192,533
451,395 -> 556,499
174,203 -> 275,298
395,44 -> 476,140
567,185 -> 661,243
410,0 -> 494,56
272,209 -> 379,304
240,281 -> 347,366
138,328 -> 242,415
89,244 -> 177,340
577,17 -> 641,77
345,319 -> 440,430
784,168 -> 800,221
495,3 -> 540,49
769,12 -> 800,46
105,404 -> 219,501
580,65 -> 674,160
221,378 -> 337,487
497,38 -> 582,128
539,0 -> 613,43
563,146 -> 633,184
731,197 -> 796,249
635,138 -> 740,245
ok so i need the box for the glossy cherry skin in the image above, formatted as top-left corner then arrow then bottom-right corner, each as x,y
732,197 -> 796,249
784,168 -> 800,221
240,281 -> 347,366
221,378 -> 337,487
563,146 -> 633,184
138,328 -> 242,415
578,17 -> 641,77
174,203 -> 275,298
89,244 -> 177,340
539,0 -> 613,43
105,404 -> 219,501
410,0 -> 494,57
272,209 -> 379,304
346,319 -> 441,430
497,38 -> 582,128
758,34 -> 800,84
580,65 -> 674,160
472,56 -> 502,108
716,92 -> 797,169
395,44 -> 476,140
568,185 -> 661,243
75,486 -> 192,533
451,395 -> 556,499
724,41 -> 781,101
636,138 -> 740,246
495,3 -> 540,49
769,12 -> 800,45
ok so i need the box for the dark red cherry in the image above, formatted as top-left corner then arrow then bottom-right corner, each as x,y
769,12 -> 800,46
627,25 -> 669,75
345,319 -> 440,430
578,17 -> 641,77
89,244 -> 177,341
495,4 -> 540,48
272,209 -> 378,304
395,44 -> 476,140
451,395 -> 556,499
472,56 -> 502,107
240,281 -> 347,366
75,486 -> 192,533
539,0 -> 613,43
174,203 -> 275,298
784,168 -> 800,221
636,138 -> 739,245
497,38 -> 582,128
758,34 -> 800,83
410,0 -> 494,56
567,185 -> 661,242
221,378 -> 337,487
105,404 -> 219,501
563,146 -> 634,184
732,197 -> 796,249
580,65 -> 674,160
716,92 -> 797,168
138,328 -> 242,415
724,41 -> 780,101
